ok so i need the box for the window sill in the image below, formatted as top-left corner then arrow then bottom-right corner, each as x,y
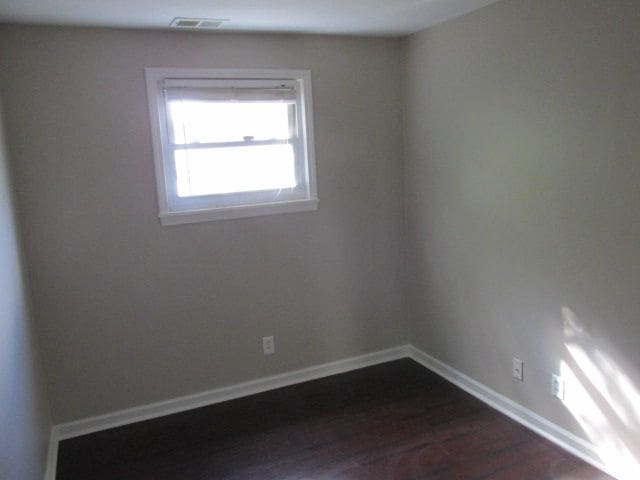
159,198 -> 319,226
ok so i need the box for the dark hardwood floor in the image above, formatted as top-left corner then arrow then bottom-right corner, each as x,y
56,359 -> 612,479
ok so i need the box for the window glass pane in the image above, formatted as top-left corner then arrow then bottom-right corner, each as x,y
174,144 -> 297,197
168,101 -> 292,145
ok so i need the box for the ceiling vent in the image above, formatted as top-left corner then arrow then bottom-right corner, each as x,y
170,18 -> 228,29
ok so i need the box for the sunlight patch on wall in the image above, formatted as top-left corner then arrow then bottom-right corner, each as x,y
560,307 -> 640,480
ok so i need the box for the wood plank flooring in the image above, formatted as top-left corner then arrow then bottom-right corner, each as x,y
56,359 -> 613,479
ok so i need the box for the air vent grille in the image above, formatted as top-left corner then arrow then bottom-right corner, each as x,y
170,18 -> 227,29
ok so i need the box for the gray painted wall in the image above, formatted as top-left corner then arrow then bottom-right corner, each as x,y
0,26 -> 406,422
0,99 -> 51,479
404,0 -> 640,472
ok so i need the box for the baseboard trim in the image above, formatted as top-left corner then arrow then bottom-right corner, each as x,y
44,428 -> 59,480
44,343 -> 618,480
406,345 -> 620,480
45,345 -> 410,479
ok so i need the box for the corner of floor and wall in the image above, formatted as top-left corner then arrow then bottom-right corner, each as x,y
1,0 -> 639,479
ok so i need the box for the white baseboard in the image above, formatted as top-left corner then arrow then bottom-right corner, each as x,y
45,345 -> 410,479
406,345 -> 620,480
44,428 -> 59,480
45,343 -> 618,480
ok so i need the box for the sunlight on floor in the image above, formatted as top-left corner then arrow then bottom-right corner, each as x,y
560,307 -> 640,480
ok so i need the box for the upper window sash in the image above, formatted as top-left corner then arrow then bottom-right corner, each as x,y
163,82 -> 299,147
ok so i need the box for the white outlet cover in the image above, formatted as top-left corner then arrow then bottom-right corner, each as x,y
512,357 -> 524,381
552,374 -> 565,400
262,336 -> 275,355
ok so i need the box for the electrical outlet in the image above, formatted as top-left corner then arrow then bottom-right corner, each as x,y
512,357 -> 524,381
551,374 -> 565,400
262,336 -> 275,355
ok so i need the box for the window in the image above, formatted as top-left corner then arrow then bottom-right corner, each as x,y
145,68 -> 318,225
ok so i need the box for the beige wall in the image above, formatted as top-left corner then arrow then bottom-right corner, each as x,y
0,26 -> 406,422
404,0 -> 640,473
0,99 -> 51,479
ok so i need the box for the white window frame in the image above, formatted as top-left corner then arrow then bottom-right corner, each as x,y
145,67 -> 318,225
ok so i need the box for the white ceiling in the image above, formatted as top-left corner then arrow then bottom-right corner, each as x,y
0,0 -> 500,36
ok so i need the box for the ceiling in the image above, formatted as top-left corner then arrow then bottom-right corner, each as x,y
0,0 -> 500,36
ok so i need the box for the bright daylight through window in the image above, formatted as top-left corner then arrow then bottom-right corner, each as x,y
146,68 -> 318,225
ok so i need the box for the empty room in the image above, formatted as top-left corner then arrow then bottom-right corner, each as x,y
1,0 -> 638,479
